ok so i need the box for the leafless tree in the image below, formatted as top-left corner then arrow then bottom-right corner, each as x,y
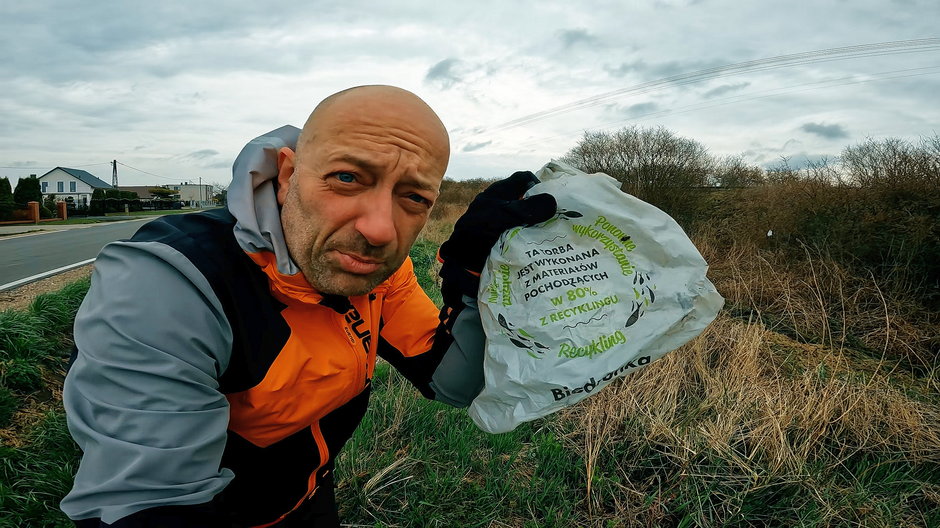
841,135 -> 940,191
714,155 -> 765,188
560,126 -> 716,225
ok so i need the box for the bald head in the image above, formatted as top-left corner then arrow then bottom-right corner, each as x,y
275,85 -> 450,295
295,85 -> 450,176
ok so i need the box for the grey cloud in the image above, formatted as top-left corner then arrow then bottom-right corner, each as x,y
181,149 -> 220,160
766,153 -> 834,170
605,58 -> 727,80
800,122 -> 849,139
743,139 -> 839,170
606,102 -> 659,118
625,102 -> 658,117
654,0 -> 704,8
604,61 -> 644,78
449,125 -> 486,136
647,59 -> 727,78
0,3 -> 379,86
558,29 -> 597,49
782,138 -> 803,150
703,82 -> 750,98
742,139 -> 812,166
462,140 -> 492,152
426,58 -> 462,89
0,5 -> 277,81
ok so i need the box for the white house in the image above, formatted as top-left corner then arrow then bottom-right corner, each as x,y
38,167 -> 113,206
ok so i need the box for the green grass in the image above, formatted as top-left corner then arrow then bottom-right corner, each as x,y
409,239 -> 443,307
336,363 -> 586,527
0,410 -> 81,528
2,241 -> 938,527
0,278 -> 90,527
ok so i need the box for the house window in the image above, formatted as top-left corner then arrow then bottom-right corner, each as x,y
70,181 -> 76,192
57,181 -> 64,192
42,181 -> 48,193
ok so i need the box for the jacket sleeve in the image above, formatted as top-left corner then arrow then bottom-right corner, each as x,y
376,258 -> 486,408
61,240 -> 235,526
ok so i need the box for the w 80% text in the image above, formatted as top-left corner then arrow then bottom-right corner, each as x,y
566,288 -> 598,301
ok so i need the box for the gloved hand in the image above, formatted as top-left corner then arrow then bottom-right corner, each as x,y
438,171 -> 557,303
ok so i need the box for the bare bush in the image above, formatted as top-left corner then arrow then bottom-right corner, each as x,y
842,135 -> 940,191
713,155 -> 765,188
561,126 -> 716,226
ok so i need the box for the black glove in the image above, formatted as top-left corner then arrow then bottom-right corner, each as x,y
438,171 -> 557,303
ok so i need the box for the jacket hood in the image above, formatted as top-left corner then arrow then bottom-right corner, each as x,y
228,125 -> 301,277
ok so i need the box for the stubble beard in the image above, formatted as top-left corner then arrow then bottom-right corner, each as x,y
282,188 -> 400,297
302,235 -> 400,297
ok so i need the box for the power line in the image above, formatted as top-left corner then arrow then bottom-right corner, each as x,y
460,38 -> 940,143
512,66 -> 940,151
115,161 -> 180,182
0,162 -> 113,170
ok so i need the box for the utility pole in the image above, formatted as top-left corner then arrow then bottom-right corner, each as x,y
112,160 -> 118,188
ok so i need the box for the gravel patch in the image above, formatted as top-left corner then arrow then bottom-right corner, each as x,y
0,264 -> 94,312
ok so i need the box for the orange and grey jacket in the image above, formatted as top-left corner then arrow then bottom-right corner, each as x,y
61,126 -> 486,527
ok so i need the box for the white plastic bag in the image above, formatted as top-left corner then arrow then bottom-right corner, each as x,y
468,161 -> 724,433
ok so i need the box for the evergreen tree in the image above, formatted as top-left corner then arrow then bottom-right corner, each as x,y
12,175 -> 42,206
0,177 -> 14,220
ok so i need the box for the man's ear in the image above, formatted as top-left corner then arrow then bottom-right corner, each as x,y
276,147 -> 295,206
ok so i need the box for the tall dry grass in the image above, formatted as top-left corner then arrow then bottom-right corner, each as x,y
696,227 -> 940,379
561,311 -> 940,526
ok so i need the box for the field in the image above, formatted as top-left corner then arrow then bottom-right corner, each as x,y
1,157 -> 938,526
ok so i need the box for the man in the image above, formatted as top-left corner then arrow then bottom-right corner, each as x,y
61,86 -> 556,527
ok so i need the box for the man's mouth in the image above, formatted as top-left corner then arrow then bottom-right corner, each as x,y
333,250 -> 384,275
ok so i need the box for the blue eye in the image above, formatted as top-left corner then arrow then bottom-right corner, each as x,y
407,193 -> 429,205
335,172 -> 356,183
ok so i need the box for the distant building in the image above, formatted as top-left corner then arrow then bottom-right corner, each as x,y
164,182 -> 215,207
38,167 -> 113,206
117,186 -> 159,201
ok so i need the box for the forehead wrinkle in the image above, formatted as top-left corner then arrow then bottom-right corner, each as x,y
319,126 -> 445,176
339,122 -> 440,159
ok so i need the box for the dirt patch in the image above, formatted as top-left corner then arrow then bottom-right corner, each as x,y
0,264 -> 95,312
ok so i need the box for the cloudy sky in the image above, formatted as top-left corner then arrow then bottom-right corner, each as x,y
1,1 -> 938,189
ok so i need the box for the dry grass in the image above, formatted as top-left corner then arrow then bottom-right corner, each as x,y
559,313 -> 940,526
421,177 -> 491,247
701,237 -> 940,378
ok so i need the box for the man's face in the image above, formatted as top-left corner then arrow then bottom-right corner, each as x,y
277,90 -> 449,296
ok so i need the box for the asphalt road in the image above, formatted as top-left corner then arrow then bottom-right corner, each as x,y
0,219 -> 153,286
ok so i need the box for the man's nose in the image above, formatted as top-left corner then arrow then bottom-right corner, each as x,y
354,193 -> 397,247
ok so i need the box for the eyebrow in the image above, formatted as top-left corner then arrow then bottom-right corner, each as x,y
335,154 -> 381,173
334,154 -> 439,193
